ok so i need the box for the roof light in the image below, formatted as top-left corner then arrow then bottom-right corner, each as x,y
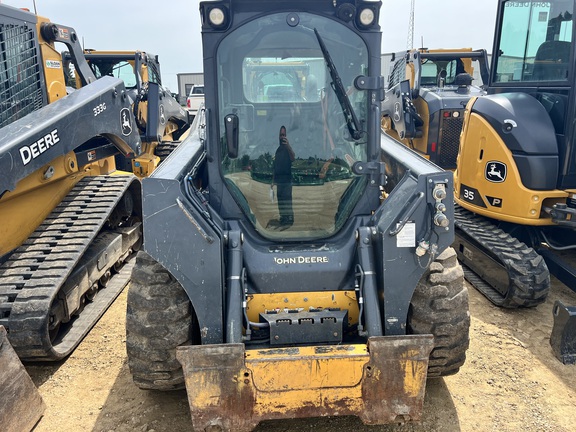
359,8 -> 375,26
209,7 -> 226,27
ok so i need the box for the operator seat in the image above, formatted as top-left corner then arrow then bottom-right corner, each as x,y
532,40 -> 571,81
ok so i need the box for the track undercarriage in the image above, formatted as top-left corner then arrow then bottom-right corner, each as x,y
454,205 -> 550,308
0,176 -> 141,361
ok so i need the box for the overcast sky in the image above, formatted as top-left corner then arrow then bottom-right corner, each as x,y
1,0 -> 498,92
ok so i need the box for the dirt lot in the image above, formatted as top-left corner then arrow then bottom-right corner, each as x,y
26,276 -> 576,432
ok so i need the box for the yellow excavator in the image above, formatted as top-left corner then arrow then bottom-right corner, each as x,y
452,0 -> 575,309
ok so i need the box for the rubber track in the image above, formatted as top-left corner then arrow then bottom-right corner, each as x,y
0,176 -> 135,360
454,205 -> 550,308
154,141 -> 179,163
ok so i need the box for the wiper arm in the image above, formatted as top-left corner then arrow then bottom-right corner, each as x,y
314,28 -> 363,141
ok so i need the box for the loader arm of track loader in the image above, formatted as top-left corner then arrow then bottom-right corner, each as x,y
144,81 -> 189,143
0,76 -> 141,194
382,80 -> 423,140
39,21 -> 96,85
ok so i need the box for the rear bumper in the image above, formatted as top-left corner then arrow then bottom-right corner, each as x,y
176,335 -> 434,432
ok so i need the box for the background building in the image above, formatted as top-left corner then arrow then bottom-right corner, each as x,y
177,72 -> 204,102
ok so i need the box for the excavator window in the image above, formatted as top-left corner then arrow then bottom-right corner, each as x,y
494,0 -> 573,83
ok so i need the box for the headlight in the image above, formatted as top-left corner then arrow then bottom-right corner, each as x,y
359,8 -> 375,26
209,7 -> 226,27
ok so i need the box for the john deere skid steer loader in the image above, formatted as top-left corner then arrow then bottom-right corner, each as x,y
126,1 -> 470,430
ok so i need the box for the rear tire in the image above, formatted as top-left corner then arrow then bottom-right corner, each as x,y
126,251 -> 195,390
408,247 -> 470,378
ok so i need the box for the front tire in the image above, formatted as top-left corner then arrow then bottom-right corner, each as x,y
126,251 -> 195,390
408,247 -> 470,378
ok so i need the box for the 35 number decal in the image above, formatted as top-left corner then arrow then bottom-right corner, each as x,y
93,103 -> 107,116
460,184 -> 486,208
463,188 -> 475,201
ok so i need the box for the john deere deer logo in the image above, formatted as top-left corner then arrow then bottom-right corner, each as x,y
393,102 -> 402,123
120,108 -> 132,136
485,161 -> 507,183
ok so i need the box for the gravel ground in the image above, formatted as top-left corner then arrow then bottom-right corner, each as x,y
25,276 -> 576,432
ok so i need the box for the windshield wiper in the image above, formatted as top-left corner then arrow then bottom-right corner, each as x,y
314,28 -> 363,141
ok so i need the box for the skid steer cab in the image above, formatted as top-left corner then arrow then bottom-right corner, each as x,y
66,50 -> 192,177
126,1 -> 469,430
382,48 -> 490,169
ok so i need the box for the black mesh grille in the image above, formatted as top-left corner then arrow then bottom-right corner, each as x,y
387,57 -> 407,89
438,113 -> 464,169
0,20 -> 44,128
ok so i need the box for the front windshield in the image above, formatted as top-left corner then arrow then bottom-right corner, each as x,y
494,0 -> 574,83
386,53 -> 486,89
89,59 -> 138,88
420,57 -> 486,86
217,13 -> 369,240
420,57 -> 465,85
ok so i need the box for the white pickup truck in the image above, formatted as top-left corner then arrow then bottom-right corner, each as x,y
186,84 -> 204,117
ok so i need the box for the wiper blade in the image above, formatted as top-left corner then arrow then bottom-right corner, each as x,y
314,28 -> 363,141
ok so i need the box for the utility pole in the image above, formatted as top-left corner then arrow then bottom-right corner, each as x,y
407,0 -> 415,49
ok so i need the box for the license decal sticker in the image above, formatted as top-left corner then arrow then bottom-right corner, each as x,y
45,60 -> 61,69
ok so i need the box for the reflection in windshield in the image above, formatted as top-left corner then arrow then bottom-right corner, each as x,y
244,58 -> 322,103
218,12 -> 369,240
